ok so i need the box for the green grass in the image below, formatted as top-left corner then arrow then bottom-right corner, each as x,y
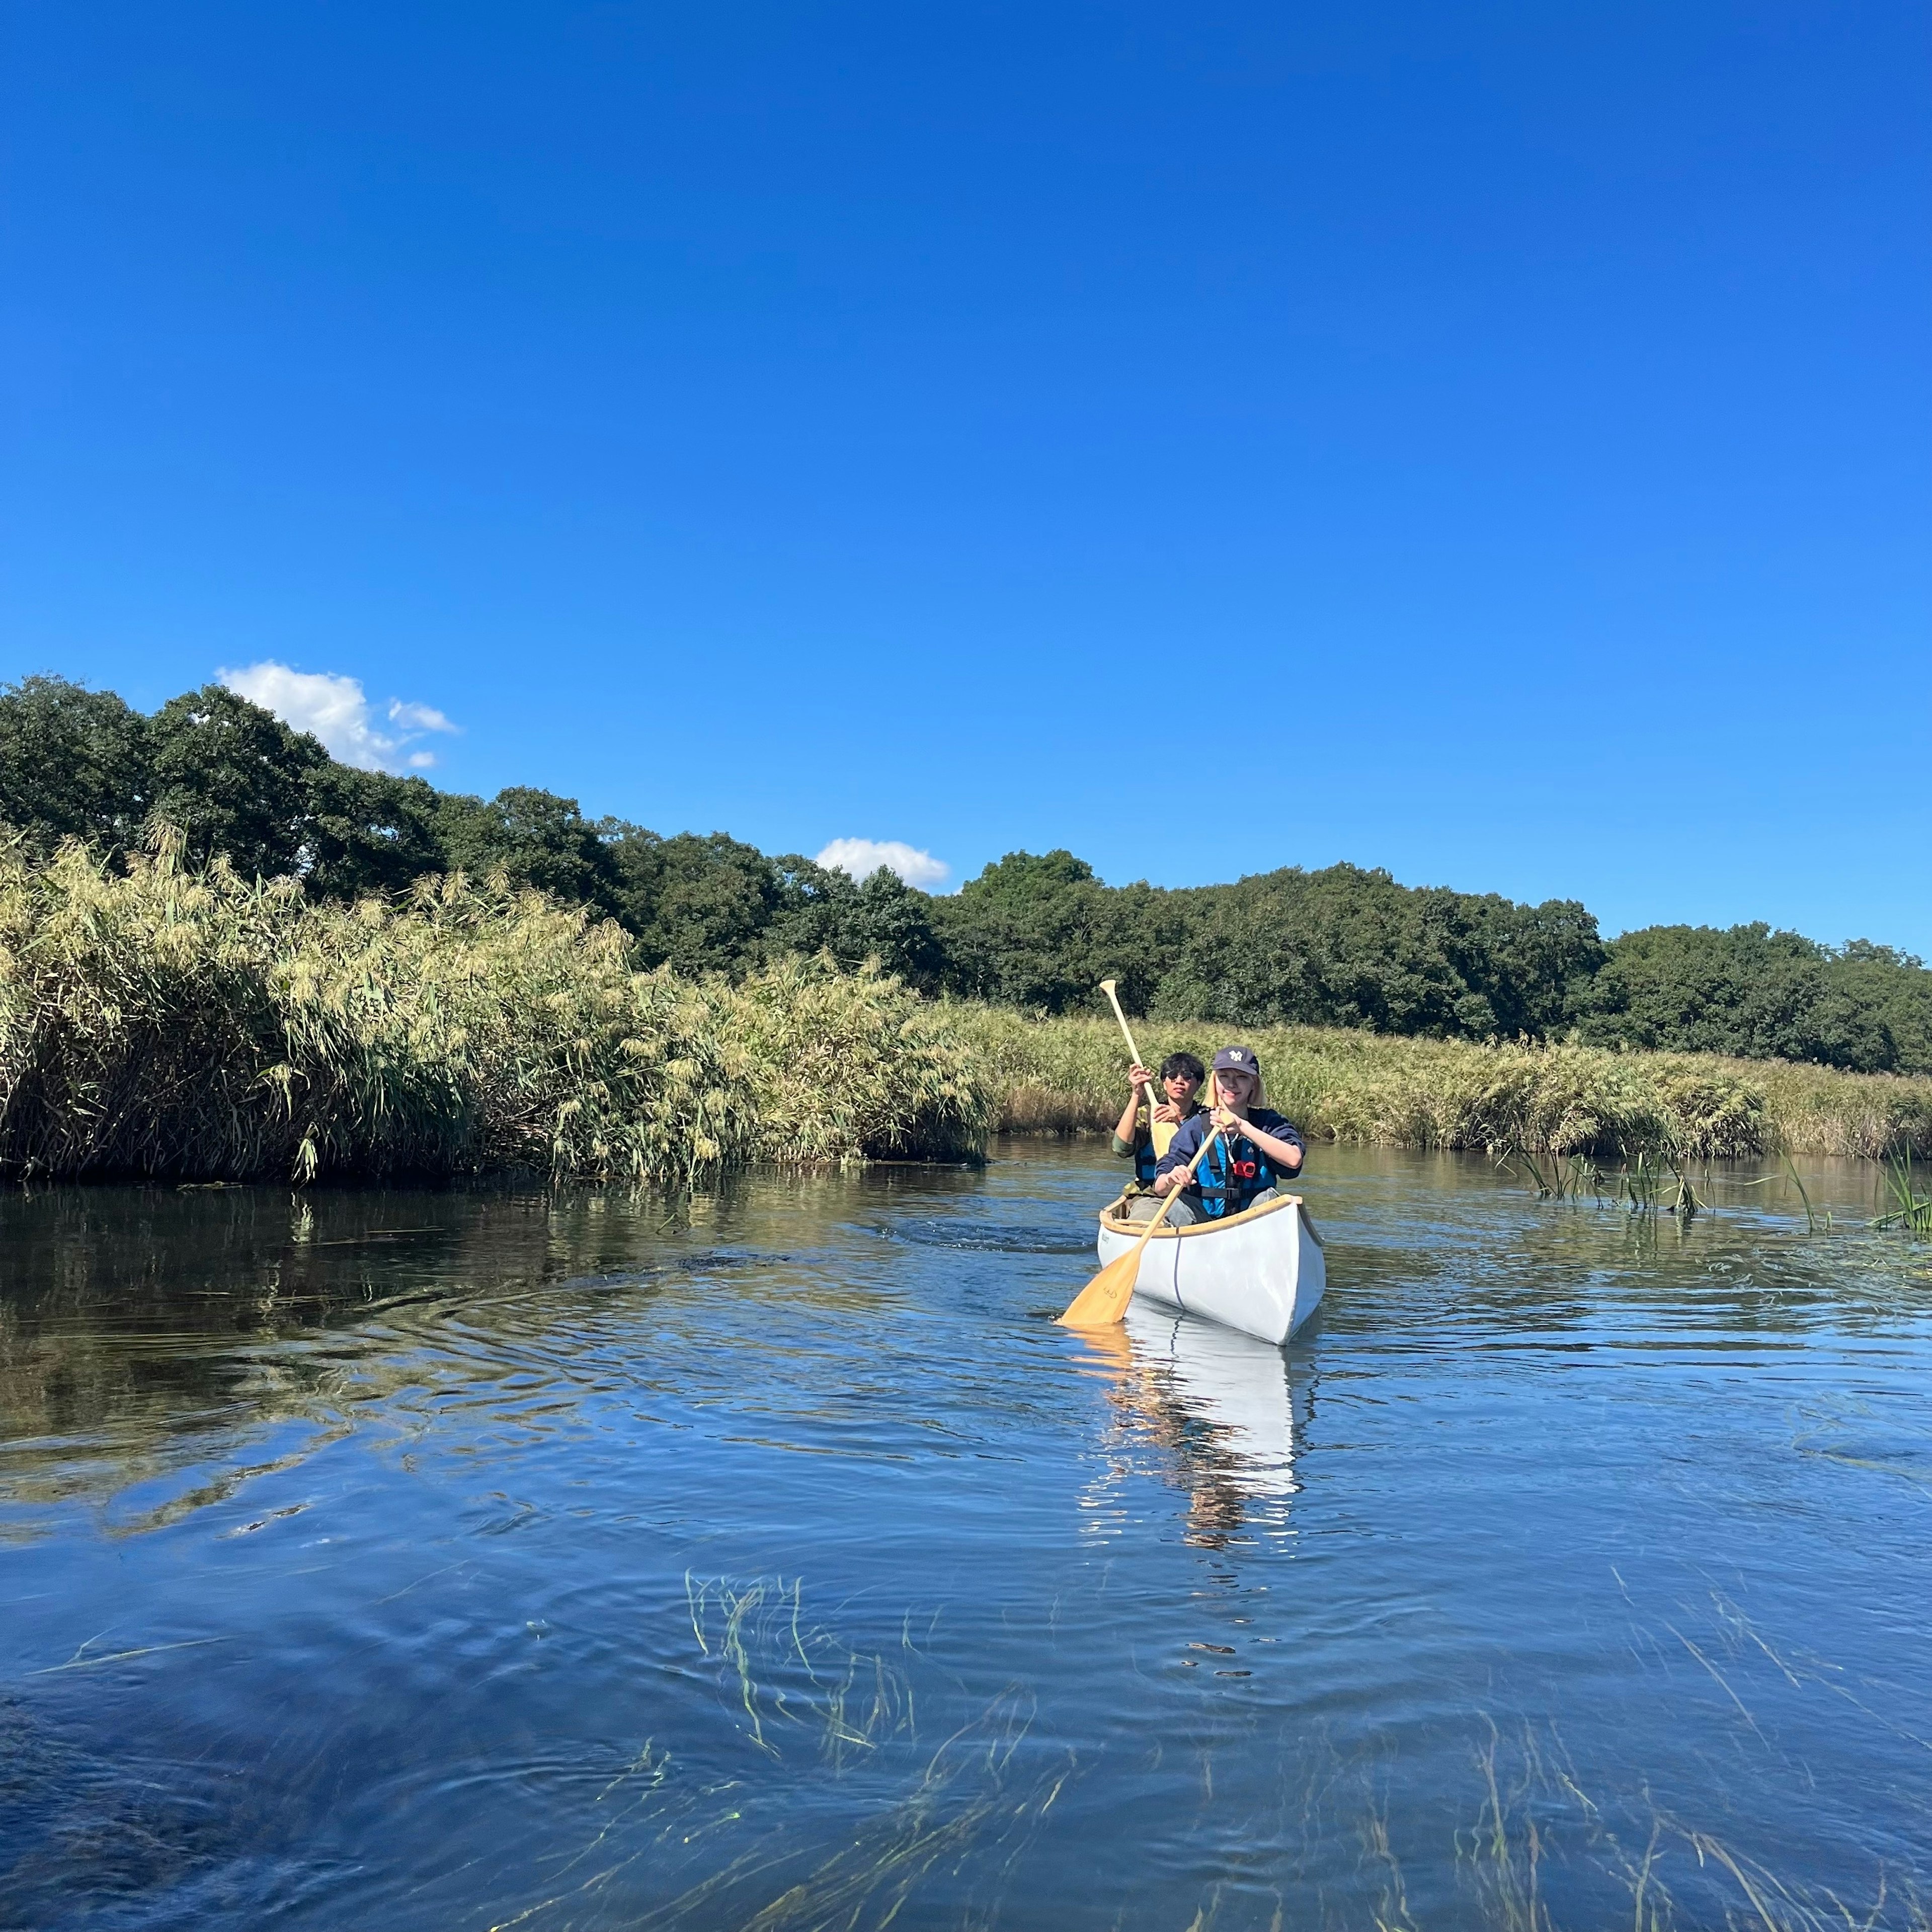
945,1005 -> 1932,1160
1875,1149 -> 1932,1233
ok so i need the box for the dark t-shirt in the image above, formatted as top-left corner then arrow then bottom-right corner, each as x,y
1155,1109 -> 1306,1181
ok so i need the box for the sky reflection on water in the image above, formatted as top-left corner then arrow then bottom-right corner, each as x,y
3,1146 -> 1930,1930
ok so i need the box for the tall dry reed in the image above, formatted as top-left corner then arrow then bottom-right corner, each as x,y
0,834 -> 989,1183
945,1007 -> 1932,1160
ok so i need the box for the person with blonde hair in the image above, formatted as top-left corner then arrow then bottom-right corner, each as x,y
1152,1045 -> 1305,1226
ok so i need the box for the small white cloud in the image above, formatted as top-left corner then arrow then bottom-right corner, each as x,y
816,838 -> 950,890
388,699 -> 456,734
219,662 -> 460,774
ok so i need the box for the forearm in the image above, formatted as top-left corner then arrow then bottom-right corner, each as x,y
1112,1095 -> 1142,1144
1248,1127 -> 1304,1172
1152,1135 -> 1202,1193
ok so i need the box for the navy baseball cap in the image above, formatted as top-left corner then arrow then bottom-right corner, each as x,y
1212,1046 -> 1261,1080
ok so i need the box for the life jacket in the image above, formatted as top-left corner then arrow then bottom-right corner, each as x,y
1187,1125 -> 1290,1219
1134,1104 -> 1202,1188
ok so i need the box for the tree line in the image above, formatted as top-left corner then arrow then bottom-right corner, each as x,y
5,674 -> 1930,1075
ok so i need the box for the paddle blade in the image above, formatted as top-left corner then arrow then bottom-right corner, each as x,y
1057,1246 -> 1142,1329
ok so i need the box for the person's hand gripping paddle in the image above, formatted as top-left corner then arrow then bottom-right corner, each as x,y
1058,1117 -> 1223,1329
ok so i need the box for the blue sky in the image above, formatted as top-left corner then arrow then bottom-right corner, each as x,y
4,3 -> 1927,944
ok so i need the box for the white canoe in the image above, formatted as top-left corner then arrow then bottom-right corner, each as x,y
1096,1192 -> 1325,1345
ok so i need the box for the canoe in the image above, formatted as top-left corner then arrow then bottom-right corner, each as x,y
1095,1192 -> 1325,1344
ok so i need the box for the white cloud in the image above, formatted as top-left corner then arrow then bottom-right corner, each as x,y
388,699 -> 456,734
219,662 -> 460,773
815,837 -> 950,890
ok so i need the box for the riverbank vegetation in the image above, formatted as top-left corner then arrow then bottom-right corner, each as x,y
952,1007 -> 1932,1161
3,834 -> 1928,1183
8,675 -> 1932,1077
0,835 -> 984,1183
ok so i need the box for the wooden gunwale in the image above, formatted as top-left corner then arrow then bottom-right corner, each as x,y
1101,1191 -> 1323,1248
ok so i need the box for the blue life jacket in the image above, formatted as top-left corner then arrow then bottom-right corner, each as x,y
1133,1104 -> 1203,1188
1186,1120 -> 1297,1219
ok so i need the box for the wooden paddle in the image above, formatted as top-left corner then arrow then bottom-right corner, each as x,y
1057,1118 -> 1224,1329
1099,978 -> 1146,1072
1099,978 -> 1157,1146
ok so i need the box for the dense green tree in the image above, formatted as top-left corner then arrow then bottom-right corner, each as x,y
1834,941 -> 1932,1074
1150,864 -> 1603,1038
767,857 -> 946,990
761,855 -> 854,959
148,684 -> 330,878
0,676 -> 447,896
606,828 -> 782,976
1573,924 -> 1929,1073
1478,896 -> 1605,1036
842,867 -> 947,990
436,787 -> 620,910
933,851 -> 1162,1013
302,765 -> 449,899
0,675 -> 151,856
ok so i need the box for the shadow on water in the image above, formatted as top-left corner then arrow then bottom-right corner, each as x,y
3,1146 -> 1931,1929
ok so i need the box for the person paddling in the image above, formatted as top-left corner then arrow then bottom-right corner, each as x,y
1112,1052 -> 1206,1221
1151,1046 -> 1305,1225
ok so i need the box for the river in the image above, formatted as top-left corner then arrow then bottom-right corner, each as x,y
3,1145 -> 1929,1929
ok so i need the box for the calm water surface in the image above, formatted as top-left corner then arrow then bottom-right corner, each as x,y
3,1145 -> 1930,1930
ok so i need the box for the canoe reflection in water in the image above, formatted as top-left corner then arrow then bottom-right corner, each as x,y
1074,1300 -> 1311,1549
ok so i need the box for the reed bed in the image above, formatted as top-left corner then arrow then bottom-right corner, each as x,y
0,835 -> 987,1184
6,836 -> 1927,1184
947,1006 -> 1932,1160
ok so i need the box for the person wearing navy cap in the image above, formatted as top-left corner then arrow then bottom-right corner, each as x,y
1151,1046 -> 1306,1226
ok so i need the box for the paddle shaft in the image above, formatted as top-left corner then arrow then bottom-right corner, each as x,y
1099,979 -> 1146,1072
1123,1121 -> 1221,1246
1099,978 -> 1157,1136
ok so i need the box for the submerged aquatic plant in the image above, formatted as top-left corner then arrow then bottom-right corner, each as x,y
1453,1718 -> 1928,1932
1499,1142 -> 1705,1221
1496,1145 -> 1601,1202
1664,1160 -> 1703,1221
1784,1152 -> 1822,1234
683,1572 -> 920,1768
